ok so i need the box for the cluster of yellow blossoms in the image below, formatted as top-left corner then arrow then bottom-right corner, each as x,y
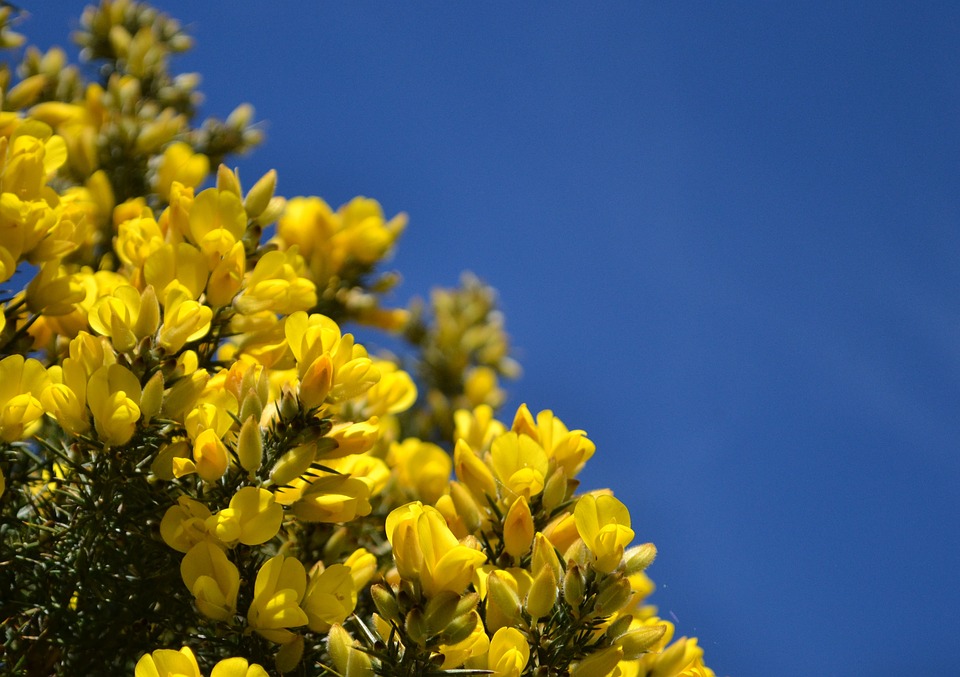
0,3 -> 714,676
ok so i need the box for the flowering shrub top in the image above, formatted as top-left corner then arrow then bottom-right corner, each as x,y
0,3 -> 714,676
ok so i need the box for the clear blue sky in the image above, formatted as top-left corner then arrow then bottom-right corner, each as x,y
28,3 -> 960,675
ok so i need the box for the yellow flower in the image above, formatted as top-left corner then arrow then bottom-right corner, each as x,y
1,122 -> 67,200
247,554 -> 309,644
454,404 -> 506,451
574,494 -> 635,574
490,431 -> 549,500
155,141 -> 209,200
180,542 -> 239,622
25,262 -> 86,316
174,428 -> 228,482
135,646 -> 202,677
206,241 -> 245,308
358,360 -> 417,417
210,658 -> 270,677
41,366 -> 90,436
289,474 -> 372,523
324,453 -> 391,498
302,563 -> 357,632
187,187 -> 247,265
85,363 -> 141,447
158,288 -> 213,353
234,248 -> 316,316
487,627 -> 529,677
385,502 -> 486,597
343,548 -> 377,590
88,284 -> 159,352
389,438 -> 452,504
114,213 -> 165,273
208,487 -> 283,547
512,404 -> 596,478
161,495 -> 215,553
0,355 -> 49,442
648,636 -> 708,677
144,242 -> 209,301
327,419 -> 381,458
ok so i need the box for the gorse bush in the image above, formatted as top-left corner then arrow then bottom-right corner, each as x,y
0,2 -> 714,676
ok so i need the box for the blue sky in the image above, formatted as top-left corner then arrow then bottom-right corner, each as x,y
27,3 -> 960,675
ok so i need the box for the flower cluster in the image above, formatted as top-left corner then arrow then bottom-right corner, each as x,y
0,3 -> 714,676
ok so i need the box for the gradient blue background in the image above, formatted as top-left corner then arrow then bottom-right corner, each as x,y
26,4 -> 960,675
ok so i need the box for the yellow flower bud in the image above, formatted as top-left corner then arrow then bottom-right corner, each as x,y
326,624 -> 359,676
271,443 -> 316,487
524,564 -> 558,620
541,467 -> 570,514
454,438 -> 497,501
594,576 -> 633,616
624,542 -> 657,575
449,481 -> 483,534
531,533 -> 563,582
299,354 -> 333,410
6,74 -> 47,109
438,611 -> 488,668
370,584 -> 402,626
237,415 -> 263,475
570,646 -> 623,677
563,564 -> 585,609
618,622 -> 668,661
486,571 -> 521,624
161,369 -> 210,420
502,496 -> 534,559
422,590 -> 461,637
216,164 -> 242,197
244,169 -> 277,218
140,371 -> 164,422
